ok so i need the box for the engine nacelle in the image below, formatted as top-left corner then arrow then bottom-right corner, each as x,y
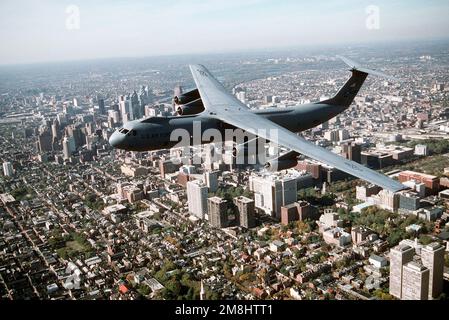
174,89 -> 201,105
264,159 -> 298,172
264,151 -> 299,172
176,98 -> 205,116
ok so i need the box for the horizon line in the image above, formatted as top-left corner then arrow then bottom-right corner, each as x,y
1,37 -> 449,68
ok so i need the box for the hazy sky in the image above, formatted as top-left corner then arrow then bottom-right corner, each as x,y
1,0 -> 448,65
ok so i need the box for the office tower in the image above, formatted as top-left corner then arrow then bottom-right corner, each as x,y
62,136 -> 76,160
38,130 -> 53,152
402,262 -> 430,300
342,142 -> 361,163
98,98 -> 105,115
234,196 -> 255,229
204,171 -> 219,193
249,174 -> 297,219
57,113 -> 67,125
421,243 -> 445,299
73,97 -> 78,107
131,91 -> 141,120
187,180 -> 208,219
111,111 -> 120,124
66,125 -> 85,149
324,130 -> 339,142
208,197 -> 228,228
3,162 -> 13,177
145,86 -> 152,99
338,129 -> 350,141
51,119 -> 60,140
389,244 -> 415,299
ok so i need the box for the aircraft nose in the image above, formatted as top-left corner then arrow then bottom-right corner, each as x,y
109,131 -> 124,149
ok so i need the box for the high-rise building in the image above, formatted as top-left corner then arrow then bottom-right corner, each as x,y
234,196 -> 255,229
2,162 -> 13,177
249,174 -> 297,220
62,136 -> 76,160
51,119 -> 60,140
421,243 -> 445,299
342,142 -> 361,163
131,91 -> 141,120
98,98 -> 105,115
187,180 -> 208,219
402,262 -> 429,300
66,125 -> 85,149
324,130 -> 339,142
338,129 -> 350,141
38,130 -> 53,152
208,197 -> 228,228
204,171 -> 219,193
389,244 -> 414,299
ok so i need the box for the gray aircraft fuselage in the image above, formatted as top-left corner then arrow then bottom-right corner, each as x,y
108,102 -> 346,152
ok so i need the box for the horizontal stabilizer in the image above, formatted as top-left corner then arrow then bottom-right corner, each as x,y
337,55 -> 402,82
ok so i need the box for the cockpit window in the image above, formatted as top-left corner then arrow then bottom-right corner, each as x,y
131,130 -> 137,136
120,128 -> 129,134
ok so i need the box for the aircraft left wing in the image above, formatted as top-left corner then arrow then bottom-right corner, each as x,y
189,64 -> 406,192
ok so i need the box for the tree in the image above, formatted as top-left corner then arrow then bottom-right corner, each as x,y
166,279 -> 181,296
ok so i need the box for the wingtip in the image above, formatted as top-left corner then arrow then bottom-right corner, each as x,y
337,55 -> 402,83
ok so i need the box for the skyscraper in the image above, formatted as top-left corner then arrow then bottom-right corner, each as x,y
421,242 -> 445,299
3,162 -> 13,177
131,91 -> 141,120
234,196 -> 256,229
208,197 -> 228,228
98,98 -> 105,115
249,174 -> 297,220
62,136 -> 76,160
187,180 -> 208,219
204,171 -> 219,193
389,244 -> 414,299
402,262 -> 430,300
38,130 -> 53,152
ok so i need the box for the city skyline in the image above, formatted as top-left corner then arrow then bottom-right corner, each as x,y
1,0 -> 449,65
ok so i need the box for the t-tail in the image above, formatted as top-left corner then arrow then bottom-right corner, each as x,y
320,56 -> 401,108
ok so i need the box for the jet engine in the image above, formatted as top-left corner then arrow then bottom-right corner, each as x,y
264,151 -> 300,172
176,98 -> 205,116
174,89 -> 205,115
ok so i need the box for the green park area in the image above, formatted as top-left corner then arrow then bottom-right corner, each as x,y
48,230 -> 93,259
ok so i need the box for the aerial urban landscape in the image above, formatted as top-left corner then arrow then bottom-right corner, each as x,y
1,39 -> 449,302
